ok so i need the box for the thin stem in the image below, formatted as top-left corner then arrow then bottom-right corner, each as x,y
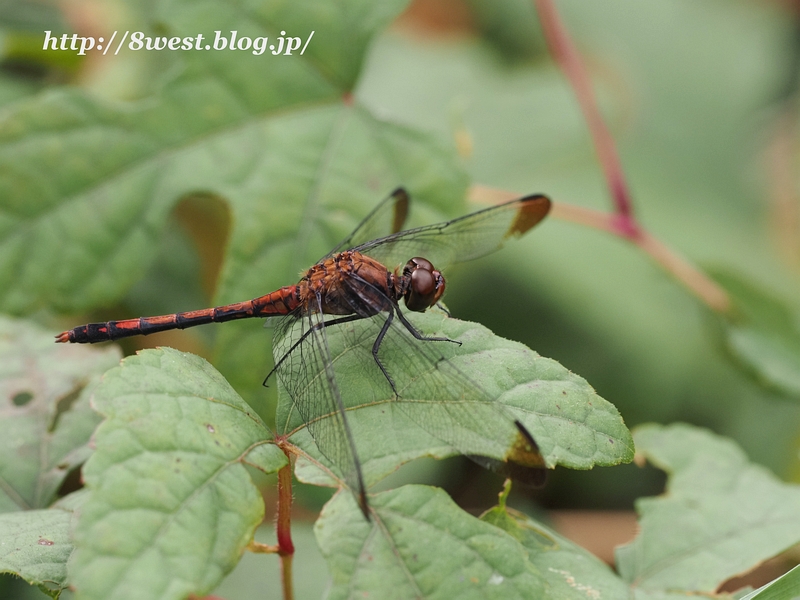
524,0 -> 731,312
247,540 -> 279,554
533,0 -> 636,229
276,461 -> 295,600
767,104 -> 800,270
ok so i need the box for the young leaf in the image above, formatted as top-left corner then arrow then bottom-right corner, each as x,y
483,485 -> 633,599
69,348 -> 286,600
283,310 -> 634,491
315,484 -> 546,599
616,423 -> 800,594
0,316 -> 119,512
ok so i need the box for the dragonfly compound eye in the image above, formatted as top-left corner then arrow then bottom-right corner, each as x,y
404,257 -> 446,311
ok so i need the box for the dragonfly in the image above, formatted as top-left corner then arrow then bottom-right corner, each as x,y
56,189 -> 552,519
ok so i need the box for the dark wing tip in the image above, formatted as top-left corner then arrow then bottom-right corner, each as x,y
390,187 -> 410,234
507,420 -> 548,487
508,194 -> 552,237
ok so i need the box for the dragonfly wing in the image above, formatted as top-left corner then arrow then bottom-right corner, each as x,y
337,274 -> 548,483
390,313 -> 546,482
272,301 -> 369,518
353,194 -> 551,272
324,187 -> 410,259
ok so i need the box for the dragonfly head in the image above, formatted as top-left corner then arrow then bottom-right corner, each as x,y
402,257 -> 445,312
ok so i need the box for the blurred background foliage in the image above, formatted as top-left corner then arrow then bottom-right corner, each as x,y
1,0 -> 799,565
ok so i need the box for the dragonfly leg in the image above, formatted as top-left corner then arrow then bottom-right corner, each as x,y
371,305 -> 461,397
263,314 -> 365,386
435,302 -> 451,317
394,304 -> 462,346
372,309 -> 399,397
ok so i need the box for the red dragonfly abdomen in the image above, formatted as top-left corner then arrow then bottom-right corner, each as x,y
55,286 -> 300,344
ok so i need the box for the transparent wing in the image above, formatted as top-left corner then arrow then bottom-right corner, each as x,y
353,194 -> 551,272
334,274 -> 547,481
271,300 -> 368,517
324,187 -> 410,259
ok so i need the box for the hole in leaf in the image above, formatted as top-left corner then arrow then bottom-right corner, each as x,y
12,391 -> 33,406
56,464 -> 84,497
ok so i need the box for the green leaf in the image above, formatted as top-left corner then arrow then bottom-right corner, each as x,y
316,484 -> 545,599
616,423 -> 800,593
285,310 -> 633,492
480,481 -> 735,600
709,270 -> 800,398
69,348 -> 286,600
482,485 -> 633,599
738,563 -> 800,600
0,508 -> 72,597
0,316 -> 119,512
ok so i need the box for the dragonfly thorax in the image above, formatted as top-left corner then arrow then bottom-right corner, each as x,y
398,257 -> 446,312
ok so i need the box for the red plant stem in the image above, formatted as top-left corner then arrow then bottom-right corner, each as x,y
526,0 -> 731,312
276,462 -> 295,600
533,0 -> 638,235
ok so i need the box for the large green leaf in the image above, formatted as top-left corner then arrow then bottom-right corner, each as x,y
285,310 -> 633,493
616,423 -> 800,594
316,484 -> 546,599
0,316 -> 119,512
69,348 -> 286,600
0,0 -> 456,319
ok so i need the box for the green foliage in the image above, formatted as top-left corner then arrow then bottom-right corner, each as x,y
70,348 -> 286,600
0,315 -> 117,597
317,485 -> 548,599
0,316 -> 119,512
617,424 -> 800,595
1,0 -> 800,597
287,311 -> 632,491
311,421 -> 800,600
710,270 -> 800,397
483,485 -> 634,599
